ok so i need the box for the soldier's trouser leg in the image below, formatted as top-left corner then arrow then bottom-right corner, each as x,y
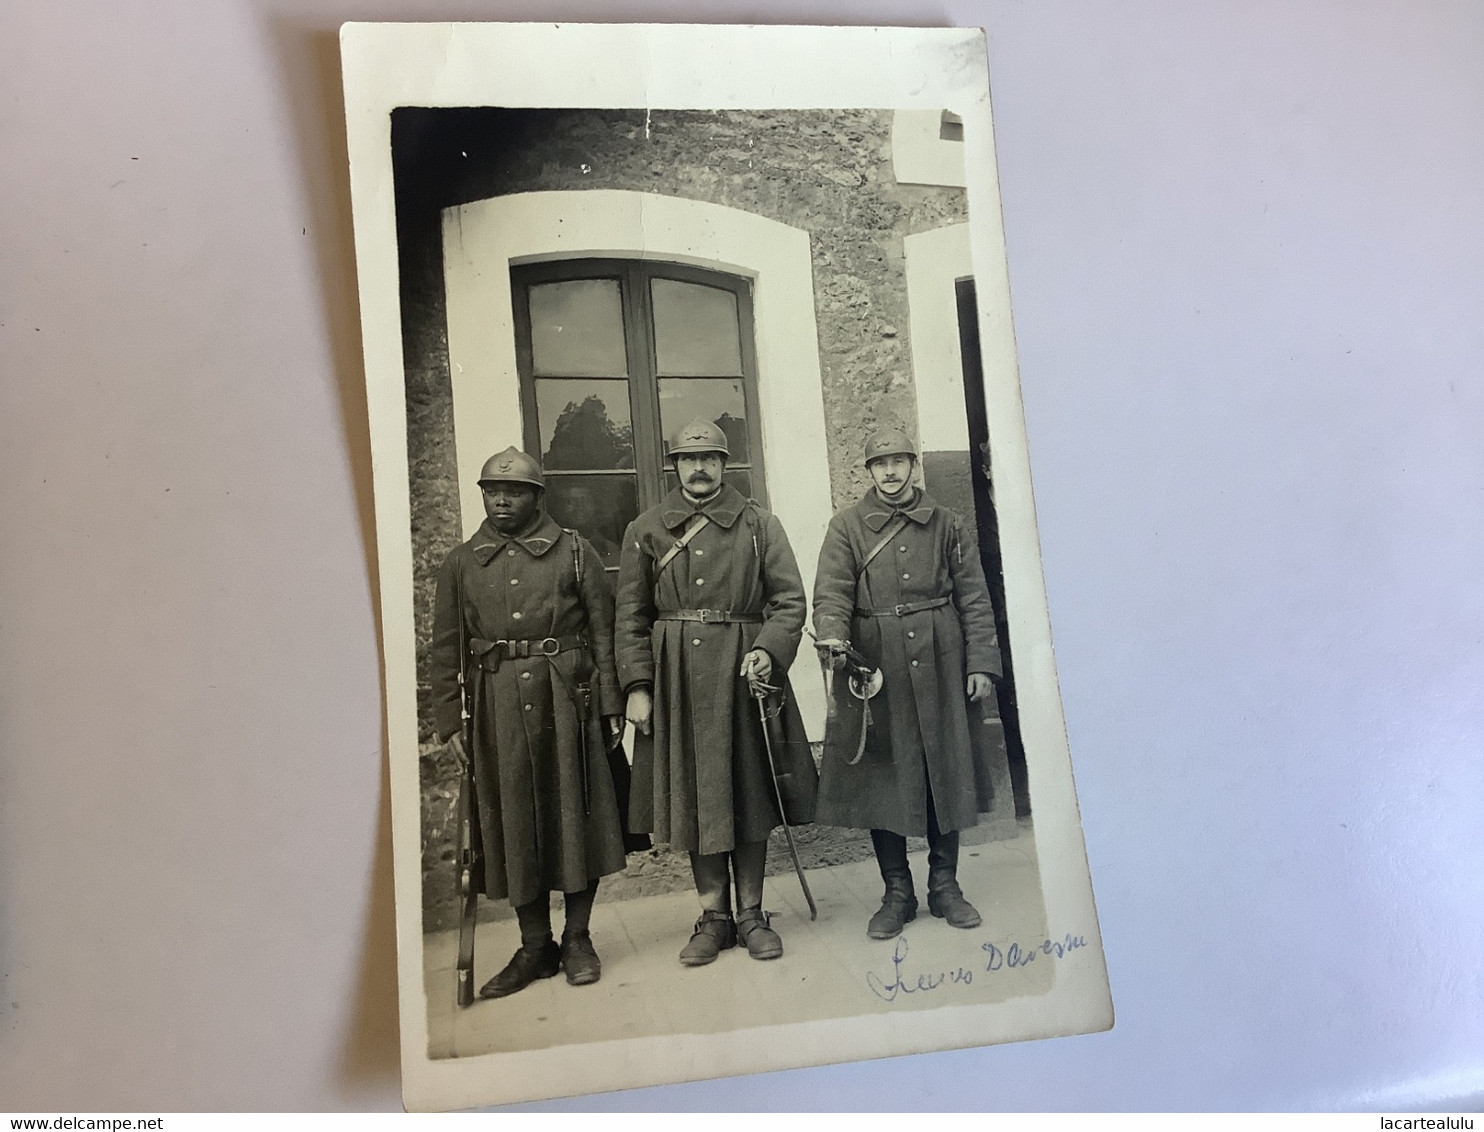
560,882 -> 601,987
515,897 -> 554,946
690,851 -> 732,913
925,789 -> 982,929
867,830 -> 918,939
731,839 -> 768,911
562,882 -> 598,935
731,838 -> 782,960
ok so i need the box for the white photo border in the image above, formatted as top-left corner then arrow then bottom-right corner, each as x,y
341,22 -> 1111,1112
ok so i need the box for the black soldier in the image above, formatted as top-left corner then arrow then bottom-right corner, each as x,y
430,447 -> 630,997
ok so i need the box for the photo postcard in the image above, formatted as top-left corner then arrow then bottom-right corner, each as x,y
340,21 -> 1112,1111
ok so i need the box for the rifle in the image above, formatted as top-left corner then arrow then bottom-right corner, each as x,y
454,569 -> 480,1009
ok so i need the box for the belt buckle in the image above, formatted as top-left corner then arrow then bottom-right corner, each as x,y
893,603 -> 907,616
699,609 -> 725,625
538,637 -> 561,656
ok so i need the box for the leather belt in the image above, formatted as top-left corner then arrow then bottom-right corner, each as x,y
469,634 -> 587,670
857,596 -> 951,618
654,609 -> 763,625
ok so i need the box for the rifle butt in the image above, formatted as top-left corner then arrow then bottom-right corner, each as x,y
455,768 -> 478,1008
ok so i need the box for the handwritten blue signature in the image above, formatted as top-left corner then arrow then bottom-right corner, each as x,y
866,931 -> 1089,1002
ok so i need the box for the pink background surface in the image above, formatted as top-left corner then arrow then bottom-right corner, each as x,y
2,1 -> 1480,1111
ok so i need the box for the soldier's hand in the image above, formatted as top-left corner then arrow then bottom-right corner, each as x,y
966,672 -> 994,703
447,731 -> 470,770
625,688 -> 653,736
739,648 -> 773,686
814,638 -> 847,671
603,714 -> 625,747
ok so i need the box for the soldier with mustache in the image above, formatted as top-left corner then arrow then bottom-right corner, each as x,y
812,427 -> 1003,940
615,420 -> 811,966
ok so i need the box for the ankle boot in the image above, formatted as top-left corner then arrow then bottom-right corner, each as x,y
736,907 -> 783,960
868,875 -> 918,939
926,829 -> 982,929
868,829 -> 919,939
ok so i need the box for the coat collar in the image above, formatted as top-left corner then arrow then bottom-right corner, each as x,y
859,486 -> 937,532
470,511 -> 563,565
660,482 -> 747,531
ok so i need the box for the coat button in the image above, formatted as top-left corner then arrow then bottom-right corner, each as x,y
899,545 -> 907,552
695,578 -> 705,586
694,549 -> 704,556
520,672 -> 531,680
692,638 -> 702,646
507,549 -> 516,557
907,631 -> 916,639
511,611 -> 523,620
902,572 -> 911,580
911,659 -> 919,667
524,703 -> 533,711
509,578 -> 519,585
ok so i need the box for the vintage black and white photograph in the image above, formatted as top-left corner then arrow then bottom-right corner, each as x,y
342,22 -> 1111,1111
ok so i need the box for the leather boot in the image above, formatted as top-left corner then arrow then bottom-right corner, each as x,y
478,939 -> 562,999
926,828 -> 982,929
560,930 -> 601,986
736,907 -> 783,960
868,829 -> 918,939
679,909 -> 737,966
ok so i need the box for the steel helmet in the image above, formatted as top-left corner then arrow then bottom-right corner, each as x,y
477,446 -> 545,489
863,427 -> 917,465
667,419 -> 730,459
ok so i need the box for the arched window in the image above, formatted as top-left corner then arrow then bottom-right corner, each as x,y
510,259 -> 765,570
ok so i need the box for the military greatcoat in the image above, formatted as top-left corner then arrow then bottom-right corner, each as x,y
615,484 -> 809,855
431,511 -> 628,909
812,488 -> 1003,837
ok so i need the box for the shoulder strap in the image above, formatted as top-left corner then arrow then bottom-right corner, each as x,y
860,514 -> 910,574
655,514 -> 712,574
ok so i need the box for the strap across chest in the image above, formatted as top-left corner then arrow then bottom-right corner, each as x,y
655,513 -> 713,574
859,514 -> 910,573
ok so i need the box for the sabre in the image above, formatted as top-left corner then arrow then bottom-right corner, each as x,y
805,627 -> 884,766
748,676 -> 817,921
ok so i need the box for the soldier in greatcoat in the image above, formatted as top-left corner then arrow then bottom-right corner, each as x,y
430,447 -> 629,998
812,428 -> 1003,939
615,420 -> 810,966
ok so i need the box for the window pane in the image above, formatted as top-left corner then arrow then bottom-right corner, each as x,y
663,468 -> 753,501
650,278 -> 743,376
528,279 -> 627,377
658,378 -> 750,464
536,379 -> 634,470
545,474 -> 638,571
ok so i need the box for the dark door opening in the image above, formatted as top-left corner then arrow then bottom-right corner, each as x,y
955,277 -> 1031,818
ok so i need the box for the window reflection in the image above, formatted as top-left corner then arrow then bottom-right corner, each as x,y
545,474 -> 638,571
651,278 -> 742,376
536,379 -> 635,469
529,279 -> 628,377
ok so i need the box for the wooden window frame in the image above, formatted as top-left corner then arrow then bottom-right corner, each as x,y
510,258 -> 767,528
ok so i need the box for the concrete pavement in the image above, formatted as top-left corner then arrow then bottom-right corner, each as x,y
425,821 -> 1051,1060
